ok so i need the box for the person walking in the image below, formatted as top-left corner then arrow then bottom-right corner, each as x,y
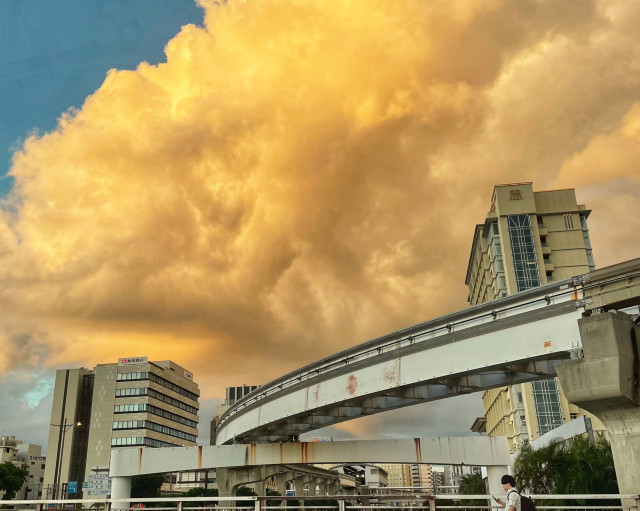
495,475 -> 521,511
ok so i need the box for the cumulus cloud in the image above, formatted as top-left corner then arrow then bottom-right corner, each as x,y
1,0 -> 639,431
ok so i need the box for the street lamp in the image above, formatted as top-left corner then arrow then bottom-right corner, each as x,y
51,419 -> 82,499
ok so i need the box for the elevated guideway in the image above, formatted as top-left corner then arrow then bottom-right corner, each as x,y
216,258 -> 640,445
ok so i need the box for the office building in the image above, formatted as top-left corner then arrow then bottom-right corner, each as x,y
465,182 -> 603,452
376,464 -> 412,487
43,357 -> 199,498
0,436 -> 46,500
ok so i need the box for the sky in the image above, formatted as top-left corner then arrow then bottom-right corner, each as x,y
1,0 -> 639,453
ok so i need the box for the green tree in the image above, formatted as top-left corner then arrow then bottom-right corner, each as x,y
131,474 -> 165,499
184,487 -> 219,508
266,489 -> 283,508
458,472 -> 487,511
0,462 -> 28,500
514,437 -> 619,508
235,486 -> 257,508
513,441 -> 569,494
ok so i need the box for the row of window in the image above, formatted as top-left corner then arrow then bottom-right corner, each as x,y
532,378 -> 563,435
114,403 -> 198,428
117,371 -> 198,401
111,437 -> 179,448
507,214 -> 541,292
115,387 -> 198,415
112,420 -> 197,442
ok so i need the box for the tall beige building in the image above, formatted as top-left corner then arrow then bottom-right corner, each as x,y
43,357 -> 199,498
465,183 -> 602,452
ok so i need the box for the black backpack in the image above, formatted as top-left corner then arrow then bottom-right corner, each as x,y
510,490 -> 536,511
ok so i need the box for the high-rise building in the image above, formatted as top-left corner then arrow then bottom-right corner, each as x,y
410,464 -> 433,490
0,436 -> 46,500
43,357 -> 199,498
465,183 -> 603,452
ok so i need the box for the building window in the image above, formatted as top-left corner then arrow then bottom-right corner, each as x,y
117,371 -> 199,401
115,387 -> 198,415
111,437 -> 179,448
507,214 -> 541,292
114,403 -> 198,428
564,214 -> 574,230
532,378 -> 563,435
113,420 -> 197,442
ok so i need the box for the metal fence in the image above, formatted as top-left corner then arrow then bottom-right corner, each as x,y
3,494 -> 640,511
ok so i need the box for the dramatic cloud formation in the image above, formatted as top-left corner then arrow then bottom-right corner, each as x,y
1,0 -> 639,444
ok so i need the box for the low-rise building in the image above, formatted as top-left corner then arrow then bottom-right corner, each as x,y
0,436 -> 46,500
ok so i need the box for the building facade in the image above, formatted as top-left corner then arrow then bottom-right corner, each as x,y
410,464 -> 433,490
376,464 -> 412,488
465,183 -> 603,452
43,358 -> 199,499
0,436 -> 46,500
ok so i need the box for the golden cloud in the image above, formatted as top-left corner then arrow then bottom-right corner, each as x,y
1,0 -> 639,399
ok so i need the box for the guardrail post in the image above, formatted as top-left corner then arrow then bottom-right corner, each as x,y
35,504 -> 43,511
177,500 -> 183,511
635,495 -> 640,511
338,499 -> 346,511
428,496 -> 436,511
255,497 -> 261,511
105,501 -> 112,511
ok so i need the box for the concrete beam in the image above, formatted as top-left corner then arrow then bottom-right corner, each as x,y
556,311 -> 640,502
110,437 -> 510,478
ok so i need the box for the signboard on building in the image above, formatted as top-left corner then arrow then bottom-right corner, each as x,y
87,474 -> 112,496
118,357 -> 148,366
183,370 -> 193,380
285,490 -> 296,497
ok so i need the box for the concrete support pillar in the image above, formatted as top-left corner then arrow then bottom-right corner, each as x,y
274,471 -> 296,496
485,466 -> 509,499
216,468 -> 234,497
326,480 -> 340,495
314,477 -> 326,495
293,475 -> 314,496
110,476 -> 132,510
556,311 -> 640,503
254,480 -> 265,496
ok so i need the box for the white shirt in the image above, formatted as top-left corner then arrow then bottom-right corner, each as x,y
506,489 -> 521,511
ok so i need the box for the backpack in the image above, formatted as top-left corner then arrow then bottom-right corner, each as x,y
510,490 -> 536,511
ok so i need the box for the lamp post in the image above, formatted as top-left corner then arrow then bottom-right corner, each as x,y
51,419 -> 81,499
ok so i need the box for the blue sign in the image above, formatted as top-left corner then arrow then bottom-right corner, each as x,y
67,481 -> 78,494
286,490 -> 296,497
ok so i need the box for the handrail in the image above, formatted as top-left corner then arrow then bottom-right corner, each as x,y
6,493 -> 640,505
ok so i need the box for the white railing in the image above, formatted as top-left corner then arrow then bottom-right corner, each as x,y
4,494 -> 640,511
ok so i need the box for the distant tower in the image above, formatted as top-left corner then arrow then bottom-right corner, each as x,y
209,385 -> 260,445
465,183 -> 602,451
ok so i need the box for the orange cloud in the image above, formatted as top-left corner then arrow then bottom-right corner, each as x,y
1,0 -> 639,402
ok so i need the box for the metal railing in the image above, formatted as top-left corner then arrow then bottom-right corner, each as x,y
4,494 -> 640,511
